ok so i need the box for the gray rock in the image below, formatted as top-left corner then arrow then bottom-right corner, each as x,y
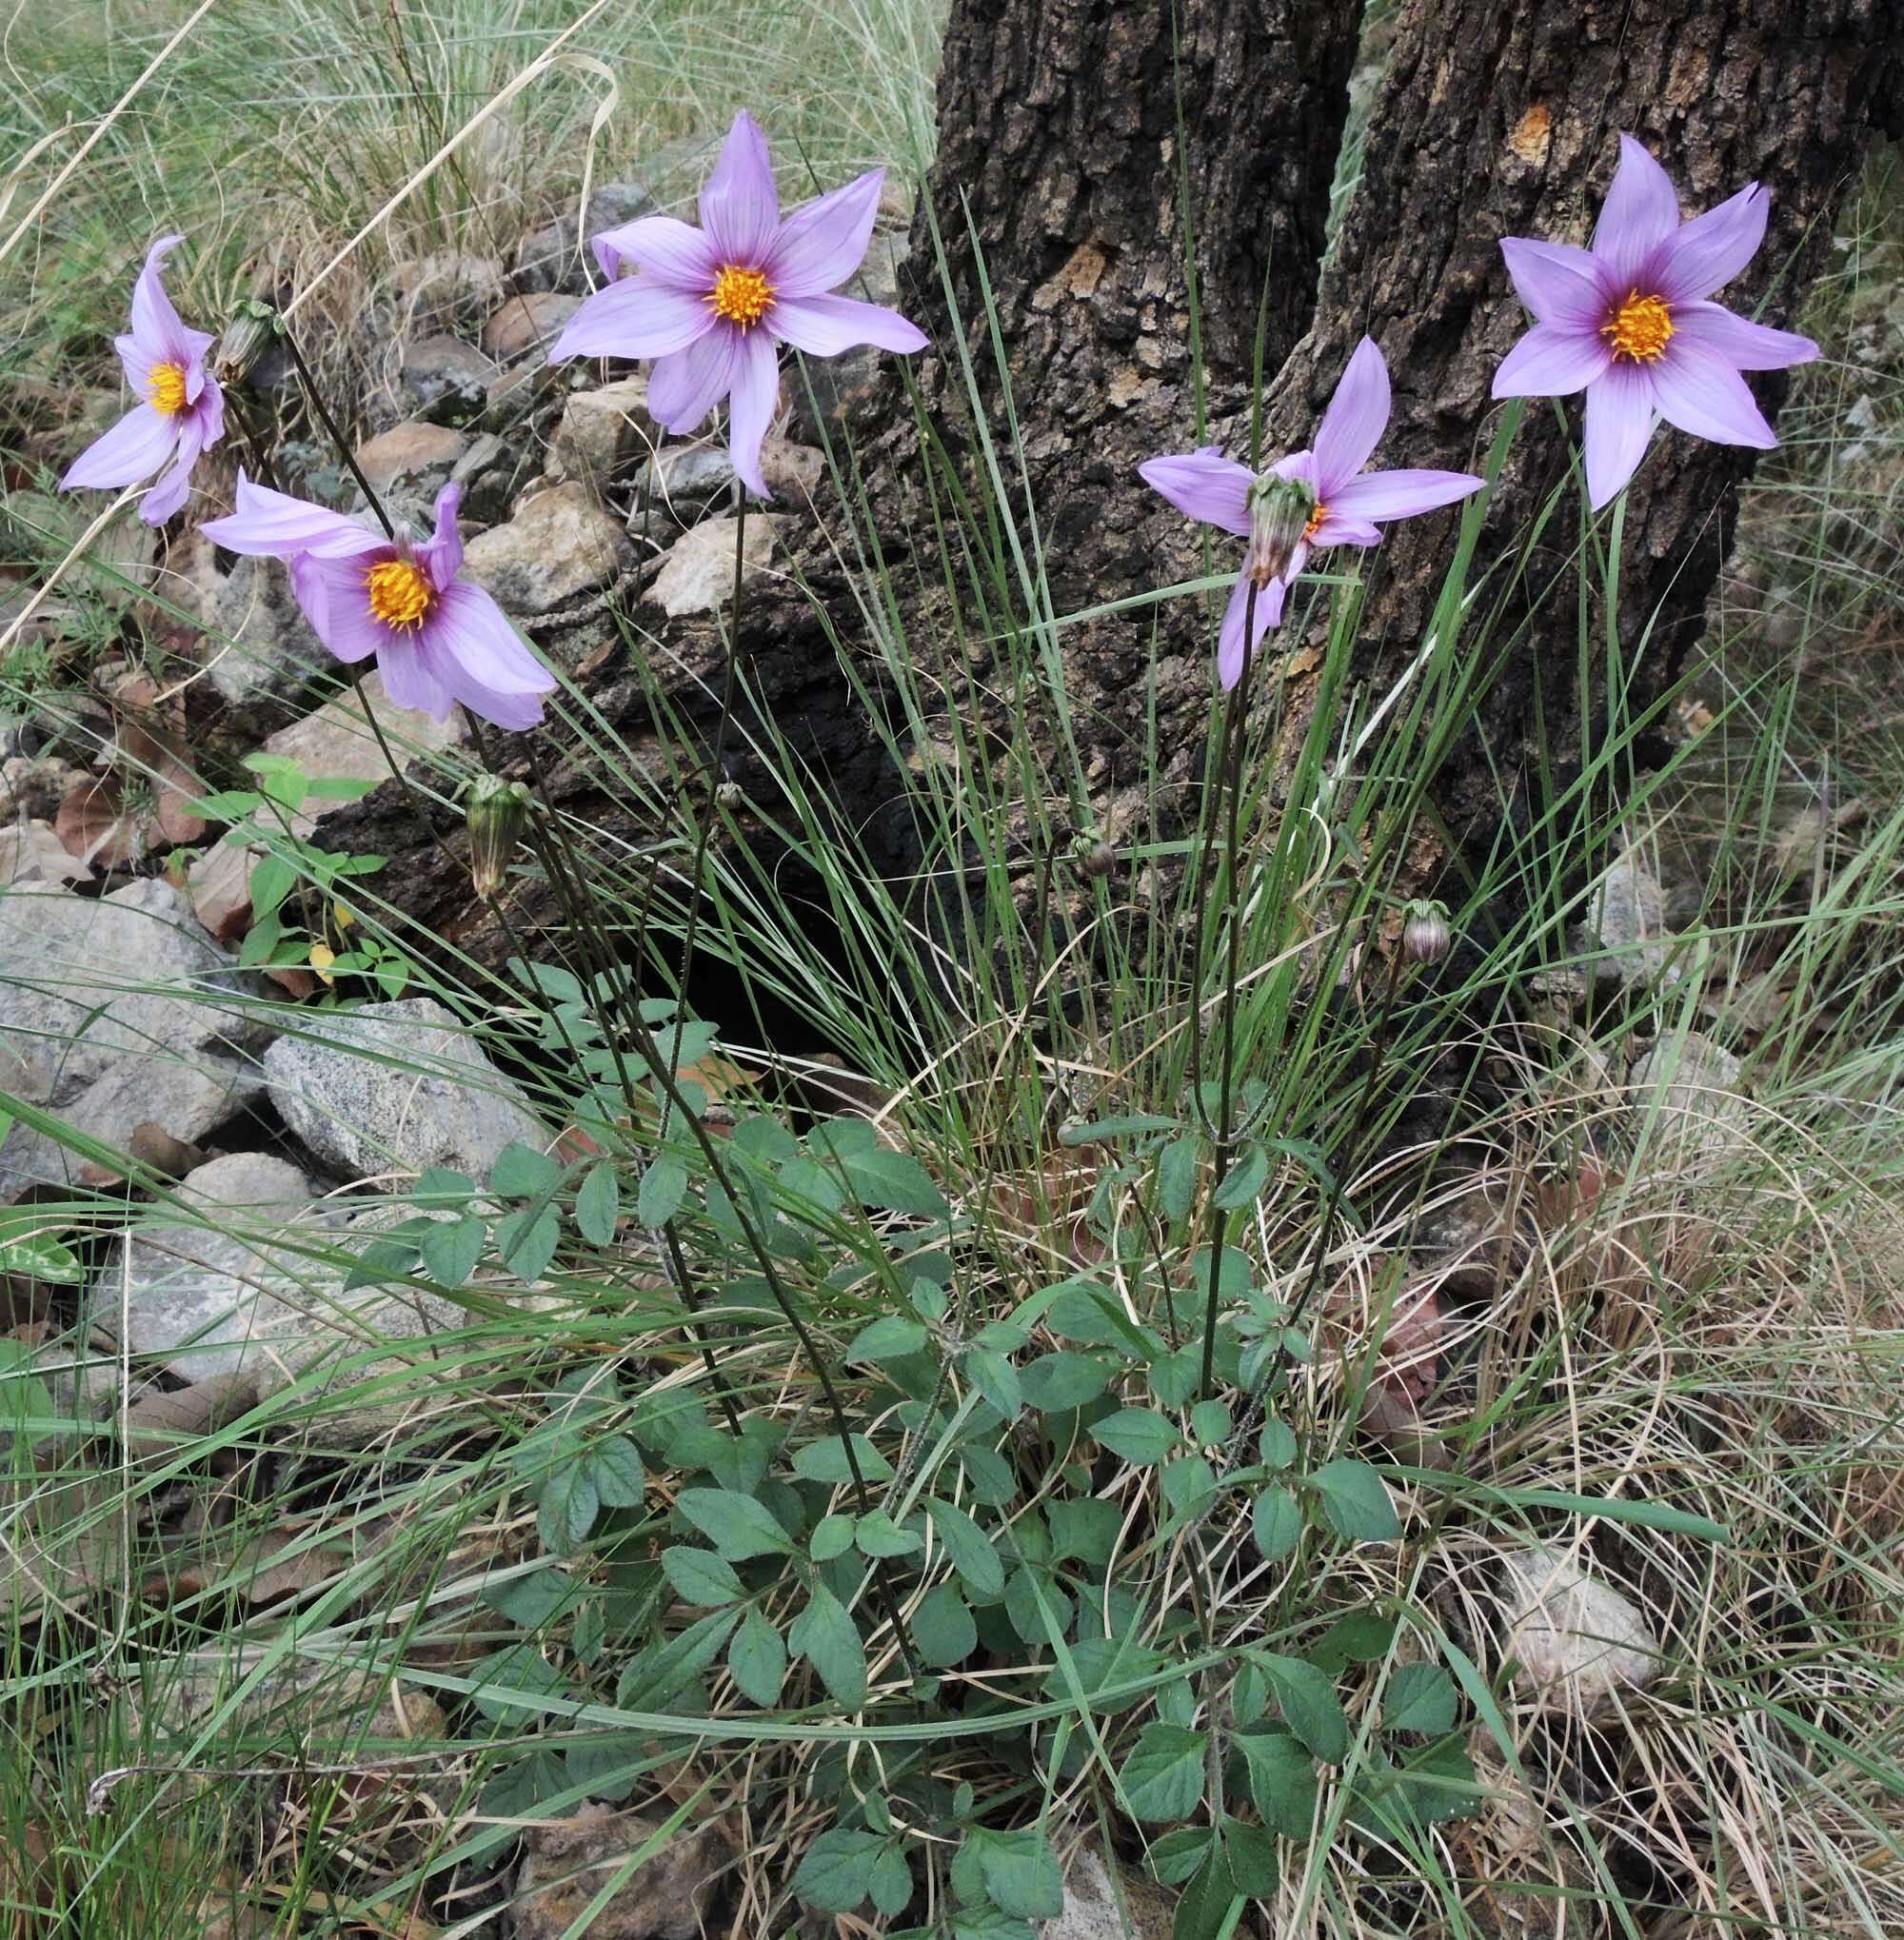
0,1051 -> 266,1196
0,822 -> 88,885
644,514 -> 786,619
450,431 -> 515,524
482,291 -> 581,364
548,377 -> 655,485
353,421 -> 468,503
263,996 -> 542,1183
633,445 -> 736,518
786,230 -> 913,443
514,181 -> 659,293
1041,1843 -> 1174,1937
1629,1032 -> 1750,1161
1582,845 -> 1677,988
199,549 -> 334,725
0,756 -> 88,822
510,1805 -> 731,1940
463,482 -> 629,617
391,250 -> 506,331
0,877 -> 263,1129
1497,1542 -> 1661,1712
400,336 -> 497,425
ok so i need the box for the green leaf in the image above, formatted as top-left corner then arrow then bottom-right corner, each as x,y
586,1434 -> 645,1510
968,1829 -> 1062,1919
926,1497 -> 1005,1600
574,1161 -> 620,1244
1145,1827 -> 1214,1887
482,1567 -> 583,1630
1346,1736 -> 1478,1836
1233,1726 -> 1318,1837
1173,1842 -> 1240,1940
539,1460 -> 599,1554
420,1215 -> 484,1288
1211,1143 -> 1269,1211
1059,1114 -> 1180,1144
855,1509 -> 922,1558
616,1608 -> 739,1710
810,1513 -> 856,1561
662,1546 -> 744,1607
0,1231 -> 81,1283
794,1829 -> 887,1914
492,1141 -> 562,1198
1219,1818 -> 1279,1898
789,1583 -> 867,1706
565,1736 -> 637,1801
791,1435 -> 894,1486
1188,1398 -> 1231,1445
1157,1137 -> 1199,1224
1147,1344 -> 1200,1409
676,1487 -> 796,1560
1259,1417 -> 1298,1468
846,1316 -> 929,1364
840,1147 -> 949,1218
637,1154 -> 688,1226
1383,1662 -> 1458,1735
247,853 -> 295,920
911,1583 -> 976,1668
1019,1352 -> 1111,1413
1252,1487 -> 1302,1560
1048,1497 -> 1121,1567
1122,1721 -> 1208,1822
1311,1458 -> 1400,1542
1312,1608 -> 1398,1671
189,788 -> 264,820
728,1605 -> 787,1707
1090,1408 -> 1180,1466
495,1204 -> 560,1283
965,1347 -> 1021,1421
1261,1653 -> 1349,1761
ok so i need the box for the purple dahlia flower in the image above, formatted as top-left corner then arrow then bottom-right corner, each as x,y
548,110 -> 926,497
1140,338 -> 1484,690
62,235 -> 226,526
202,476 -> 555,729
1493,134 -> 1818,509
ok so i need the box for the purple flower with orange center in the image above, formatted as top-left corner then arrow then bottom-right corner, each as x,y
201,476 -> 555,729
62,235 -> 226,526
1140,338 -> 1484,690
1493,134 -> 1818,509
549,111 -> 926,497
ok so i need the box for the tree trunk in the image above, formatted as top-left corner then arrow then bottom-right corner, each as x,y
1252,0 -> 1904,854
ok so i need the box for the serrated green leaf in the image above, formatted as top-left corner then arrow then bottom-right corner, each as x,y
492,1140 -> 562,1198
794,1829 -> 887,1914
1122,1721 -> 1207,1821
1261,1653 -> 1349,1761
574,1161 -> 620,1244
1220,1818 -> 1279,1897
968,1829 -> 1062,1919
1232,1726 -> 1318,1838
662,1546 -> 744,1607
1312,1458 -> 1400,1542
420,1214 -> 484,1288
1211,1143 -> 1269,1211
1090,1407 -> 1180,1466
840,1147 -> 949,1218
789,1583 -> 866,1706
1188,1398 -> 1231,1445
926,1497 -> 1005,1600
1259,1417 -> 1298,1468
728,1604 -> 787,1707
1383,1661 -> 1458,1734
1157,1137 -> 1199,1224
965,1346 -> 1021,1421
538,1460 -> 599,1554
676,1487 -> 796,1560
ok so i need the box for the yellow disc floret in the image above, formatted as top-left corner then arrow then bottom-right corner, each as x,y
1303,501 -> 1327,541
708,264 -> 775,330
147,361 -> 188,416
365,557 -> 435,632
1601,290 -> 1675,364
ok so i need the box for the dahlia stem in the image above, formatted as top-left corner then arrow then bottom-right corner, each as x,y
275,317 -> 396,541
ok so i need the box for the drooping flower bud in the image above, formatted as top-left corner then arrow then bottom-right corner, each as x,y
1073,833 -> 1117,879
466,774 -> 534,900
213,297 -> 281,390
1243,471 -> 1317,587
1402,898 -> 1452,964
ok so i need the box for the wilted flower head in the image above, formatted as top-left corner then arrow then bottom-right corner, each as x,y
1140,338 -> 1484,690
549,111 -> 926,497
1401,899 -> 1452,964
62,235 -> 226,526
1493,134 -> 1818,509
201,476 -> 555,729
466,773 -> 535,899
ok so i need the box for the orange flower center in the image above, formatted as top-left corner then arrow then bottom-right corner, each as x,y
147,362 -> 188,415
1303,502 -> 1327,541
708,264 -> 774,330
1601,290 -> 1675,364
365,557 -> 434,632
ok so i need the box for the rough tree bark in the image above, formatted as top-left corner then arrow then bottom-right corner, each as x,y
1250,0 -> 1904,854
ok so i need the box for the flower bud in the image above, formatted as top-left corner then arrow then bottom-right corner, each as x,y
715,780 -> 744,809
1244,471 -> 1317,587
466,774 -> 534,900
1074,834 -> 1117,879
1402,899 -> 1451,964
213,297 -> 281,389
